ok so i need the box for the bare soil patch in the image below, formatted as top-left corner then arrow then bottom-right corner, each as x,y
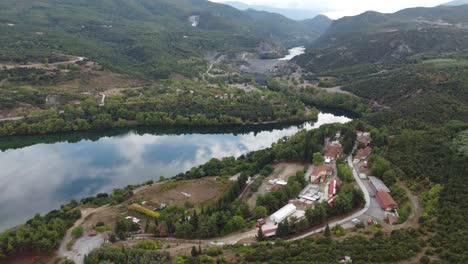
80,205 -> 123,231
133,177 -> 232,208
246,162 -> 305,208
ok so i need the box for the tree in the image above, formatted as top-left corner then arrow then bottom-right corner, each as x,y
71,226 -> 84,238
257,226 -> 265,241
135,240 -> 160,250
313,152 -> 324,165
158,221 -> 169,237
276,219 -> 290,237
191,246 -> 199,257
382,170 -> 397,187
337,164 -> 353,182
324,224 -> 331,238
253,206 -> 267,219
225,216 -> 245,233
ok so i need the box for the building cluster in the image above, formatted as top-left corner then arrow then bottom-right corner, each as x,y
324,132 -> 343,163
261,129 -> 400,237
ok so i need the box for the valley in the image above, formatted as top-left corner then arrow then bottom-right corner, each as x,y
0,1 -> 467,264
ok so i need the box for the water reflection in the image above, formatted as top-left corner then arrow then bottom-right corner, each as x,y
0,113 -> 351,230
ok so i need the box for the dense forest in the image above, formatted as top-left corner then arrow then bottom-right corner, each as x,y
0,79 -> 316,136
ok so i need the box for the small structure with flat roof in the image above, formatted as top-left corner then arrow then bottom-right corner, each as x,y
368,176 -> 390,193
270,203 -> 296,224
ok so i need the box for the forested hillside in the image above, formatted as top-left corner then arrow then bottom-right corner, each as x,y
295,5 -> 468,72
0,0 -> 321,78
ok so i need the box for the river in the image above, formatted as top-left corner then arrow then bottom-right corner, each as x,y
0,112 -> 351,230
278,46 -> 306,61
241,46 -> 306,73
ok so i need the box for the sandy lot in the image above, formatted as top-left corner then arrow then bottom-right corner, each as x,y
133,177 -> 232,208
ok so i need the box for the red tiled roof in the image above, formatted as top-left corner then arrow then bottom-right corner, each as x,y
311,165 -> 333,177
271,184 -> 283,191
324,145 -> 342,158
263,228 -> 277,236
375,191 -> 398,209
87,230 -> 98,236
328,180 -> 341,196
357,136 -> 371,145
355,147 -> 372,160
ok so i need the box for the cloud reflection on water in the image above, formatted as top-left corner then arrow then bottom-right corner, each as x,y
0,113 -> 350,230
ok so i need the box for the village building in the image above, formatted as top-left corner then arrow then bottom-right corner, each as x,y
353,147 -> 372,163
328,179 -> 341,197
368,176 -> 390,193
375,191 -> 398,211
126,216 -> 141,224
324,144 -> 343,161
270,184 -> 283,192
298,185 -> 323,203
270,203 -> 296,224
262,228 -> 278,237
357,135 -> 372,146
309,165 -> 334,183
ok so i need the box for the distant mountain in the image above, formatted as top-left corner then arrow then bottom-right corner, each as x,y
301,15 -> 334,35
0,0 -> 326,78
242,10 -> 332,46
442,0 -> 468,6
222,1 -> 322,20
295,5 -> 468,72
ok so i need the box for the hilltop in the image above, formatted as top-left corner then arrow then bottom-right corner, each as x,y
295,5 -> 468,72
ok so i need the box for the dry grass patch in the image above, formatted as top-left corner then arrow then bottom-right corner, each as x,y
133,177 -> 232,208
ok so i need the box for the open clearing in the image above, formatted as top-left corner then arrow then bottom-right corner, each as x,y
133,177 -> 232,208
246,162 -> 305,209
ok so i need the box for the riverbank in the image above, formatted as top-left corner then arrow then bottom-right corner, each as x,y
0,111 -> 352,231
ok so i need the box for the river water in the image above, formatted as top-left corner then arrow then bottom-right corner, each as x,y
278,46 -> 306,61
0,112 -> 351,230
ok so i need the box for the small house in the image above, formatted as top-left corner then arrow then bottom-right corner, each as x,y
310,165 -> 334,183
328,179 -> 341,197
324,145 -> 343,161
353,147 -> 372,163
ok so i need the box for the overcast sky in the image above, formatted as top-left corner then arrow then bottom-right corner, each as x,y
210,0 -> 448,19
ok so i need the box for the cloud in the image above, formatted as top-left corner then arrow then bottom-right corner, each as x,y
211,0 -> 448,18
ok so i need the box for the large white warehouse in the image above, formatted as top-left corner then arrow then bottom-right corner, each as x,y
270,203 -> 296,224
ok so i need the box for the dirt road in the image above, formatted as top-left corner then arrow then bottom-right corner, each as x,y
58,207 -> 108,264
1,56 -> 85,70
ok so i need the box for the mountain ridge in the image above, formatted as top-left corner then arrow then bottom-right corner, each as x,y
295,4 -> 468,71
221,1 -> 323,20
0,0 -> 326,78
